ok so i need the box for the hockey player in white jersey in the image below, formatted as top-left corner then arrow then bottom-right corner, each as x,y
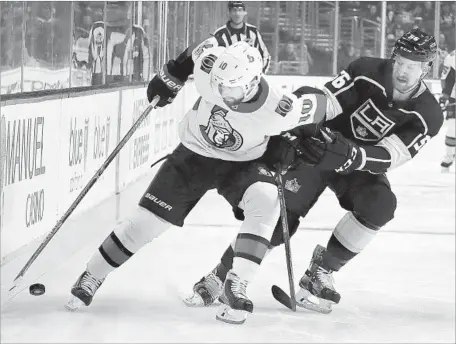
66,39 -> 327,324
439,50 -> 455,171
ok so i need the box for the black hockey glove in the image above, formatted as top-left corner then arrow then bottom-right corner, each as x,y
298,127 -> 364,174
262,131 -> 301,173
147,64 -> 185,107
232,206 -> 245,221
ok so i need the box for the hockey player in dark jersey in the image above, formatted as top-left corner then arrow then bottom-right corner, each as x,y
184,28 -> 444,313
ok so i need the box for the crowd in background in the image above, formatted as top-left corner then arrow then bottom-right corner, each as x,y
1,1 -> 454,94
336,1 -> 455,73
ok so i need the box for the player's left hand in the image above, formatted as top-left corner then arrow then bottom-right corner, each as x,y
147,64 -> 184,107
262,133 -> 299,173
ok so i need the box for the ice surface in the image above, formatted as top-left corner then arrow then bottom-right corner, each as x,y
1,131 -> 454,343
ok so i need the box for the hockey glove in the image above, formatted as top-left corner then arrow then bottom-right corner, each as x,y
232,206 -> 245,221
298,127 -> 364,174
147,64 -> 185,107
262,131 -> 301,173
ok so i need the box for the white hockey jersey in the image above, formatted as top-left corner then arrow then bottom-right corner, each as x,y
441,50 -> 455,98
178,43 -> 326,161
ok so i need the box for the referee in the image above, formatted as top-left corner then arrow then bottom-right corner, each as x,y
213,1 -> 271,73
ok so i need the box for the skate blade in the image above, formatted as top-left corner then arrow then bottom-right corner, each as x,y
65,295 -> 86,312
215,304 -> 248,325
182,292 -> 220,307
296,289 -> 333,314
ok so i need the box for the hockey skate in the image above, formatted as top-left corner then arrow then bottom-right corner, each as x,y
65,270 -> 105,311
216,270 -> 253,325
441,155 -> 455,172
183,269 -> 223,307
295,244 -> 341,314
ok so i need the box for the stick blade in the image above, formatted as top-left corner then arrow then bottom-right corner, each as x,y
271,285 -> 296,311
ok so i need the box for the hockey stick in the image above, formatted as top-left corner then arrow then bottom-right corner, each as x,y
434,94 -> 456,111
272,168 -> 297,312
10,96 -> 160,288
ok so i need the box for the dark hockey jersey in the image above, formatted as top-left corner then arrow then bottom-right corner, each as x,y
323,57 -> 444,173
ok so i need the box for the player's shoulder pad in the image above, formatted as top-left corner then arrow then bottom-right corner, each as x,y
191,37 -> 222,63
267,82 -> 327,127
293,86 -> 326,98
413,88 -> 444,136
193,46 -> 226,76
263,81 -> 298,117
292,86 -> 327,127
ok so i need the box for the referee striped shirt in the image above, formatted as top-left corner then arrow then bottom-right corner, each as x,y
213,21 -> 271,73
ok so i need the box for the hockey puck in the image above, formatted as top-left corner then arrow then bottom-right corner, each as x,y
29,283 -> 45,296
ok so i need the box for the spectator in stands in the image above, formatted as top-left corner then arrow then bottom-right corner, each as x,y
386,8 -> 396,27
361,47 -> 375,57
439,33 -> 450,53
337,42 -> 359,72
366,4 -> 381,23
423,2 -> 433,14
440,3 -> 455,51
412,3 -> 423,19
88,21 -> 105,85
398,7 -> 414,26
276,42 -> 300,75
340,1 -> 361,16
278,42 -> 298,62
421,1 -> 434,23
388,14 -> 407,41
112,24 -> 149,82
441,3 -> 455,30
437,33 -> 450,74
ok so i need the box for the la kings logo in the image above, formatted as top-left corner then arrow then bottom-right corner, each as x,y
350,99 -> 395,141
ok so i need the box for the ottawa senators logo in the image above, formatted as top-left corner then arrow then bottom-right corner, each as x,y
200,106 -> 243,151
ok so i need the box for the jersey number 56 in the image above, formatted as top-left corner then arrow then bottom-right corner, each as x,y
331,70 -> 351,89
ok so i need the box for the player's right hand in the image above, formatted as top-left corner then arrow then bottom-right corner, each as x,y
262,133 -> 300,173
147,64 -> 185,107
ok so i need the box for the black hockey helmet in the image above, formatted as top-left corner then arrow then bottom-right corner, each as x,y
228,1 -> 245,10
392,28 -> 437,64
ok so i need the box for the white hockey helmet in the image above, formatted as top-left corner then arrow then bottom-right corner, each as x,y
210,41 -> 263,106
